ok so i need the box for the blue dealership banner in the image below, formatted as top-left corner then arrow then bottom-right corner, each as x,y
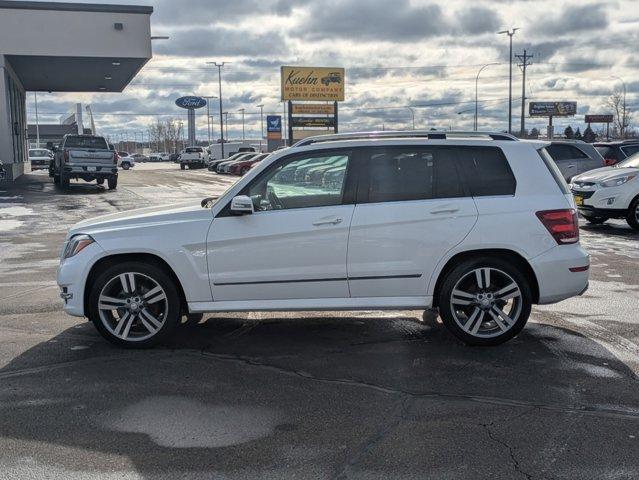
267,115 -> 282,139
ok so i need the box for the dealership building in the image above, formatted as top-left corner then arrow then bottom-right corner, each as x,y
0,1 -> 153,181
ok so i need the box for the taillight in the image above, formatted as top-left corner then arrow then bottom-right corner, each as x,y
63,149 -> 69,163
536,209 -> 579,245
604,158 -> 616,166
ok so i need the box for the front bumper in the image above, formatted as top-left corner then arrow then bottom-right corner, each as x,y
56,241 -> 106,317
571,184 -> 634,214
530,244 -> 590,305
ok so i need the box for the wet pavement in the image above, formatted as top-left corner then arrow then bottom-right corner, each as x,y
1,164 -> 638,479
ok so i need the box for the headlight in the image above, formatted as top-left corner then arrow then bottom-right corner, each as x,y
599,174 -> 636,188
63,234 -> 94,259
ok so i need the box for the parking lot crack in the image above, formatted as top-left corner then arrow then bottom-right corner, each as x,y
480,420 -> 534,480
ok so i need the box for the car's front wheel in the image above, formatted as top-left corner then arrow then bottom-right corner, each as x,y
437,257 -> 532,346
121,162 -> 130,170
626,197 -> 639,231
87,262 -> 181,348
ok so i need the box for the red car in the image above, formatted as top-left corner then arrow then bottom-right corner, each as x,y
229,153 -> 269,175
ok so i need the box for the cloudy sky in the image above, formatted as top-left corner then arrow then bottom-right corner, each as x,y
27,0 -> 639,142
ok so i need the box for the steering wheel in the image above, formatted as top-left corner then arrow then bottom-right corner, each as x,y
267,187 -> 283,210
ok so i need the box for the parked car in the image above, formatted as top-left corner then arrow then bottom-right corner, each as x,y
117,152 -> 135,170
0,159 -> 5,181
217,152 -> 260,174
28,148 -> 53,170
170,153 -> 181,163
131,153 -> 148,162
207,143 -> 255,161
49,134 -> 117,189
208,152 -> 251,171
544,140 -> 604,181
593,141 -> 639,166
570,152 -> 639,229
58,131 -> 589,348
179,147 -> 208,170
228,153 -> 269,175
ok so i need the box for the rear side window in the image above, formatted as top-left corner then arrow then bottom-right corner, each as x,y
456,147 -> 516,196
537,148 -> 570,194
595,146 -> 618,161
63,136 -> 108,149
546,144 -> 588,161
621,145 -> 639,157
362,147 -> 464,203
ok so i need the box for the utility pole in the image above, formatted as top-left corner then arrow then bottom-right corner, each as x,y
498,28 -> 519,134
223,112 -> 229,140
515,50 -> 533,138
203,96 -> 217,145
207,61 -> 227,158
34,92 -> 40,148
256,104 -> 264,151
238,108 -> 245,140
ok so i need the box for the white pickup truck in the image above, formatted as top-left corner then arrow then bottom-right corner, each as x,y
50,134 -> 118,189
179,146 -> 208,170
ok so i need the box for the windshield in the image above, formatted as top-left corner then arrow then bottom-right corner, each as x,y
64,136 -> 108,149
616,152 -> 639,168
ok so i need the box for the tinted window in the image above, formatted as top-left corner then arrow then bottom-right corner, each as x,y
456,147 -> 516,196
245,151 -> 350,211
63,136 -> 108,149
363,147 -> 463,203
621,145 -> 639,157
547,144 -> 588,161
595,146 -> 619,160
185,147 -> 203,153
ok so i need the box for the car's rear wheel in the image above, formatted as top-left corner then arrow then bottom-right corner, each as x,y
60,171 -> 70,188
180,164 -> 186,170
626,197 -> 639,231
88,262 -> 181,348
438,257 -> 532,346
121,162 -> 130,170
107,177 -> 117,189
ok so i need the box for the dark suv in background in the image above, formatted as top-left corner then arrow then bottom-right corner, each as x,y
594,141 -> 639,166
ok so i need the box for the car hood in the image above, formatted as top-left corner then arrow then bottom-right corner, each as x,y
573,166 -> 639,183
68,202 -> 210,238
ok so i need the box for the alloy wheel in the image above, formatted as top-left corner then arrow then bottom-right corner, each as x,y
449,267 -> 523,339
98,272 -> 168,342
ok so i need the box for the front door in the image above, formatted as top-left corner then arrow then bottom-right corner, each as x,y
207,149 -> 355,302
347,146 -> 478,298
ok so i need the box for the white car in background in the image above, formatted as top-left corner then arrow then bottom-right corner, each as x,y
29,148 -> 53,170
57,131 -> 589,349
117,152 -> 135,170
571,152 -> 639,229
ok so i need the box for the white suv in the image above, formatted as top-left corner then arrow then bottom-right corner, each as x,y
570,152 -> 639,229
57,131 -> 590,348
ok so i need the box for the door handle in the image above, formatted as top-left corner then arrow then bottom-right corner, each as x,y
313,217 -> 343,226
430,206 -> 460,215
567,164 -> 575,168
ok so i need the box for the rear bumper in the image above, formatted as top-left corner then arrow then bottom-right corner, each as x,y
63,165 -> 117,179
530,244 -> 590,305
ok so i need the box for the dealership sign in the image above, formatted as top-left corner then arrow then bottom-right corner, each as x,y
281,66 -> 345,101
585,114 -> 614,123
175,96 -> 207,109
267,115 -> 282,140
292,104 -> 335,115
292,116 -> 336,128
529,101 -> 577,117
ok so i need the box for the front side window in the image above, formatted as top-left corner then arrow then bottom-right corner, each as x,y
245,151 -> 350,211
362,147 -> 463,203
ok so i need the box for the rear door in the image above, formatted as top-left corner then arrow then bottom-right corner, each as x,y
546,144 -> 595,181
346,146 -> 478,298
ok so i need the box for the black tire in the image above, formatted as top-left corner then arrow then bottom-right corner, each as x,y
584,216 -> 607,225
121,162 -> 130,170
60,171 -> 70,188
87,261 -> 181,348
437,257 -> 532,346
180,164 -> 186,170
182,313 -> 204,326
240,166 -> 250,175
626,196 -> 639,230
96,178 -> 105,185
107,176 -> 117,190
53,174 -> 60,184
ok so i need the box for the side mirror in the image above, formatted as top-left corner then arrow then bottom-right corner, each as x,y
230,195 -> 254,215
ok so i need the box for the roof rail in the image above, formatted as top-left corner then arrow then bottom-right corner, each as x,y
291,130 -> 519,147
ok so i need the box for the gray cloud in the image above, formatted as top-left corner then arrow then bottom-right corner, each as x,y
533,3 -> 609,35
456,6 -> 502,35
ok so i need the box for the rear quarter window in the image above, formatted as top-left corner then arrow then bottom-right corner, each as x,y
456,147 -> 516,196
537,147 -> 570,194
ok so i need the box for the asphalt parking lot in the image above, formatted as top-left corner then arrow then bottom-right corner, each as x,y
1,163 -> 639,479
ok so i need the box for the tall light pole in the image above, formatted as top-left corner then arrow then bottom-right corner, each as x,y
207,61 -> 227,158
498,28 -> 519,134
223,112 -> 229,140
475,63 -> 500,131
612,75 -> 627,138
238,108 -> 245,140
407,107 -> 415,130
203,96 -> 217,145
34,92 -> 40,148
256,104 -> 264,151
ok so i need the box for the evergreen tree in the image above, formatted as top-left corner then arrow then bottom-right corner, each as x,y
564,126 -> 575,139
574,128 -> 583,140
583,126 -> 596,143
529,127 -> 540,139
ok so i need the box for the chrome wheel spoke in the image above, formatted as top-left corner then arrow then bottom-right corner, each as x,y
475,268 -> 491,289
143,285 -> 166,304
462,308 -> 484,333
120,273 -> 136,294
114,312 -> 132,336
494,282 -> 520,301
452,289 -> 475,305
98,295 -> 127,310
139,308 -> 163,332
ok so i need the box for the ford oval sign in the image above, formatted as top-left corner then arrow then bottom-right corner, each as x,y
175,96 -> 207,109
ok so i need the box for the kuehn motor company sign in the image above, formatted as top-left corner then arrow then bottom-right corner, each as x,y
281,66 -> 345,102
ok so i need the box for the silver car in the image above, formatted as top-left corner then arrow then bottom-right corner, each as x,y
545,140 -> 604,182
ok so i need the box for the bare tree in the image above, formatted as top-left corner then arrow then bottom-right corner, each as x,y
606,89 -> 632,139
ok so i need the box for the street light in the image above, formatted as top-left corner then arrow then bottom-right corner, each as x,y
203,95 -> 217,145
407,107 -> 415,130
475,63 -> 500,131
207,61 -> 228,158
611,75 -> 627,138
238,108 -> 245,140
223,111 -> 229,140
498,28 -> 519,134
256,104 -> 264,151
